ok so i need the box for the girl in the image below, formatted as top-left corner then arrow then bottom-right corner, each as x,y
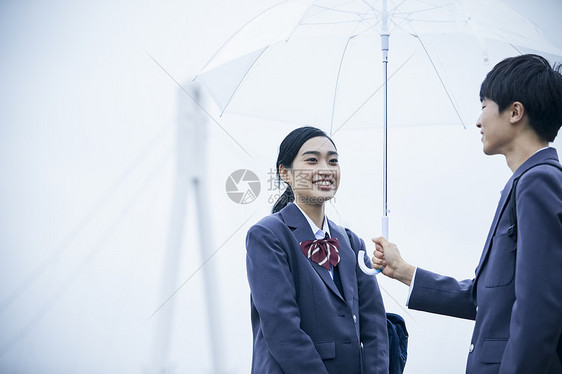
246,126 -> 389,373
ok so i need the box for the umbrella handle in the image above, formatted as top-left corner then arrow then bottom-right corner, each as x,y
356,216 -> 389,275
358,250 -> 382,275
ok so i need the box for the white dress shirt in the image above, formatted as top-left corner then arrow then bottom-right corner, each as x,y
294,203 -> 334,278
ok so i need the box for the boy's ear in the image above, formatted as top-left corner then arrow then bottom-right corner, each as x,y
509,101 -> 525,124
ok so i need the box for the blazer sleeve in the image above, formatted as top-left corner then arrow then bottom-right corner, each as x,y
499,167 -> 562,374
347,229 -> 390,374
246,223 -> 329,373
408,268 -> 477,321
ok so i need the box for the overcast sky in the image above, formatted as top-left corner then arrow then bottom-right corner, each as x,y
1,1 -> 561,373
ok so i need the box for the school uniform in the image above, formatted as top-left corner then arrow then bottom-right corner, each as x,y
408,147 -> 562,373
246,202 -> 389,373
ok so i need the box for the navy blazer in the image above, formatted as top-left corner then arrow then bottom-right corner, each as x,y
409,148 -> 562,374
246,203 -> 389,374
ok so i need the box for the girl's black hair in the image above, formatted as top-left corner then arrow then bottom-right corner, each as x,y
272,126 -> 336,213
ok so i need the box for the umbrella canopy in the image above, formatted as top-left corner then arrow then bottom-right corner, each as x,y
197,0 -> 561,128
195,0 -> 562,238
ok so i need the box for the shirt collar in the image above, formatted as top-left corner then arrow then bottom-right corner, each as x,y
294,203 -> 330,240
532,146 -> 550,156
500,147 -> 552,194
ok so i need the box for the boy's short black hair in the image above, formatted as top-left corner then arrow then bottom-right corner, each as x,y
479,54 -> 562,142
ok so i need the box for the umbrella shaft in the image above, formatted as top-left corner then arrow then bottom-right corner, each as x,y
382,0 -> 389,238
382,62 -> 388,216
382,34 -> 389,221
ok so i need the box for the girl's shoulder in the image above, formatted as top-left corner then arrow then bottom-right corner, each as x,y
252,211 -> 286,230
247,211 -> 291,241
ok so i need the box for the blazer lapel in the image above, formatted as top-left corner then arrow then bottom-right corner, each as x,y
474,148 -> 560,279
328,221 -> 356,309
280,204 -> 344,300
474,177 -> 514,278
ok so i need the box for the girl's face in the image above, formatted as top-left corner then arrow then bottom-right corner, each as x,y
280,136 -> 340,206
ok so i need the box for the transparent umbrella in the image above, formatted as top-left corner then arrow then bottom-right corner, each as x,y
195,0 -> 562,241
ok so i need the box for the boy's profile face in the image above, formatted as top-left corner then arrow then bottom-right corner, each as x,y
476,98 -> 515,156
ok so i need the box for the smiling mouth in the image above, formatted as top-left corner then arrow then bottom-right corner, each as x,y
312,179 -> 334,186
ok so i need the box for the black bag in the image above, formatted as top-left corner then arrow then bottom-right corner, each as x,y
387,313 -> 408,374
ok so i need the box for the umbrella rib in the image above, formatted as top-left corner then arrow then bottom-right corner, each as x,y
386,0 -> 409,18
336,3 -> 384,41
358,0 -> 417,35
332,53 -> 415,136
146,51 -> 256,161
386,0 -> 460,33
386,0 -> 411,33
305,0 -> 364,22
400,19 -> 462,23
330,9 -> 379,135
482,21 -> 553,50
415,35 -> 467,129
311,3 -> 374,18
301,17 -> 378,26
360,0 -> 378,16
390,0 -> 457,16
355,14 -> 383,34
220,46 -> 270,116
509,43 -> 524,55
357,0 -> 387,32
330,35 -> 356,136
197,0 -> 290,73
496,4 -> 554,45
285,0 -> 319,41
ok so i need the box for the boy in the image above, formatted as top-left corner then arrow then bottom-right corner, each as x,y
373,54 -> 562,373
